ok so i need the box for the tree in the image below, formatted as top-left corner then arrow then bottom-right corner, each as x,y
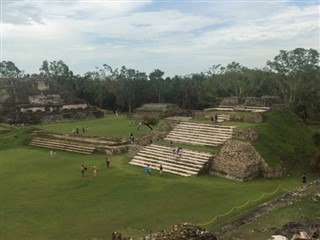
39,60 -> 50,76
141,115 -> 159,131
149,69 -> 165,103
266,48 -> 320,107
0,61 -> 22,78
39,60 -> 74,86
114,66 -> 148,114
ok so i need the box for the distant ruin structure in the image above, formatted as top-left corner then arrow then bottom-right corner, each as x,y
133,103 -> 188,119
0,77 -> 103,124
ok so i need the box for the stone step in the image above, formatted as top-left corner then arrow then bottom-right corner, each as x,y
180,121 -> 236,129
35,133 -> 122,146
29,141 -> 93,154
167,130 -> 231,140
132,155 -> 200,173
172,126 -> 233,136
31,138 -> 96,150
164,137 -> 219,147
129,161 -> 192,177
165,121 -> 235,146
138,150 -> 206,167
145,144 -> 212,159
165,134 -> 227,145
213,107 -> 234,111
130,144 -> 212,177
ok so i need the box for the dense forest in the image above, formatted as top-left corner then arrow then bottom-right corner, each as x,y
1,48 -> 319,121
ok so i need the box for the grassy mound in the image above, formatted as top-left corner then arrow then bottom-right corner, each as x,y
252,109 -> 315,167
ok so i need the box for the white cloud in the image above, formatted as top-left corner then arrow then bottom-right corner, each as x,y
1,0 -> 319,77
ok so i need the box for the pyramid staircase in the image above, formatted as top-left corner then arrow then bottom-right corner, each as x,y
129,144 -> 213,177
164,122 -> 236,147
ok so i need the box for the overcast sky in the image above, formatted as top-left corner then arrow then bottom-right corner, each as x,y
1,0 -> 319,78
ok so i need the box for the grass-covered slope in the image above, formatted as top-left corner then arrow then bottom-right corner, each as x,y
252,109 -> 315,167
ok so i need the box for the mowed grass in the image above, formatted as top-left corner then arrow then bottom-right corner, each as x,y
35,114 -> 156,139
1,115 -> 318,239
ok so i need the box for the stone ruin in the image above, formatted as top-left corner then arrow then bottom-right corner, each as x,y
0,77 -> 103,124
112,223 -> 217,240
220,96 -> 281,107
133,103 -> 190,119
211,140 -> 287,181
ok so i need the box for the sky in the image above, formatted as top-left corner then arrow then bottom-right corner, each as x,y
1,0 -> 319,78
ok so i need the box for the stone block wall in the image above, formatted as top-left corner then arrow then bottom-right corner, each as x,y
211,140 -> 265,181
211,139 -> 287,181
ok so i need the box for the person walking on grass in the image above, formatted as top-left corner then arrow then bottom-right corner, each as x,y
145,164 -> 151,176
93,166 -> 97,177
106,158 -> 110,168
159,164 -> 163,175
81,165 -> 85,177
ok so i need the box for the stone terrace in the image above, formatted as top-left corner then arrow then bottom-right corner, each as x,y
164,122 -> 236,147
129,144 -> 213,177
206,106 -> 271,113
29,131 -> 129,155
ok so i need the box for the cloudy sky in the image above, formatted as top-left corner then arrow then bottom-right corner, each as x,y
1,0 -> 319,77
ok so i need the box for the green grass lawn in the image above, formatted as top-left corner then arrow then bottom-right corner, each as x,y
1,114 -> 319,239
34,115 -> 158,139
1,145 -> 313,240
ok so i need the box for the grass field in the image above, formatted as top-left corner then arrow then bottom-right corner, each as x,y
1,114 -> 319,239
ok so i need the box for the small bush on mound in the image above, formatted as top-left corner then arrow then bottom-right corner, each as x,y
141,115 -> 159,131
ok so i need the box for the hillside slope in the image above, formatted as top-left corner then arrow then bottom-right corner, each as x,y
252,108 -> 315,168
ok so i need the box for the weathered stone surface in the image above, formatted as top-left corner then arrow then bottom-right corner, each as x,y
211,139 -> 287,180
274,222 -> 320,239
235,112 -> 263,123
28,94 -> 63,105
112,223 -> 217,240
133,103 -> 189,119
218,96 -> 281,109
220,97 -> 240,106
245,96 -> 281,107
0,77 -> 103,124
211,140 -> 264,181
261,96 -> 281,107
233,128 -> 259,141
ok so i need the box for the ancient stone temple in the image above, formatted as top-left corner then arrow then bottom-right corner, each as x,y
0,77 -> 103,124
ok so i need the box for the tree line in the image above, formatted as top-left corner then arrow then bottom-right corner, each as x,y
1,48 -> 319,121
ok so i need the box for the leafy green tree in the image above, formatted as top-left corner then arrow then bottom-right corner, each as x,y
149,69 -> 165,103
0,61 -> 22,78
114,66 -> 148,114
39,60 -> 50,76
266,48 -> 320,107
39,60 -> 74,87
